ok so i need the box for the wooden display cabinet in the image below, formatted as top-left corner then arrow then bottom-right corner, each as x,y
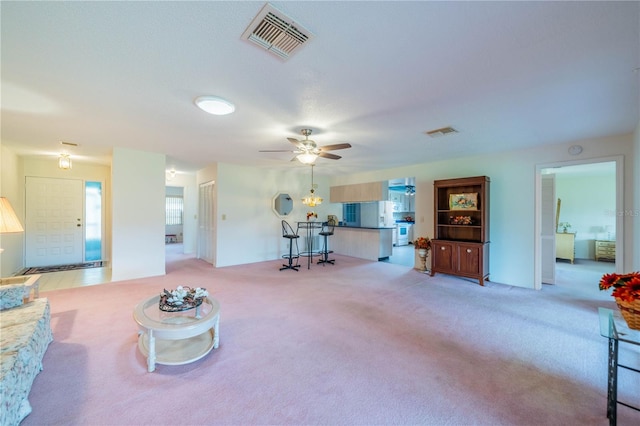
430,176 -> 490,286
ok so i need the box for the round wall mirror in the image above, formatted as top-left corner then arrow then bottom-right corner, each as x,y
273,192 -> 293,217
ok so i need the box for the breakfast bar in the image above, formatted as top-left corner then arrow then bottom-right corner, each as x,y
330,226 -> 394,261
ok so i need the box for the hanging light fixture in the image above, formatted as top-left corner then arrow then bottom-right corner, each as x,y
58,154 -> 72,170
301,164 -> 323,207
405,185 -> 415,196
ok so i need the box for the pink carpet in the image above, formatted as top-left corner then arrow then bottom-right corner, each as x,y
22,254 -> 640,425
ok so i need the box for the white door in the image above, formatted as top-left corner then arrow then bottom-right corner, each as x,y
197,181 -> 215,265
25,177 -> 84,267
541,174 -> 556,284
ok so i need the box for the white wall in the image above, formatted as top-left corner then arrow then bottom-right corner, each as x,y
556,173 -> 616,259
328,133 -> 635,289
199,162 -> 341,268
0,146 -> 24,276
634,122 -> 640,270
111,148 -> 165,281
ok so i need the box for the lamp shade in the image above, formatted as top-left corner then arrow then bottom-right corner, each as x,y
0,197 -> 24,233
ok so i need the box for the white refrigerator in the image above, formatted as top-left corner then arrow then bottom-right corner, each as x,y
360,201 -> 395,228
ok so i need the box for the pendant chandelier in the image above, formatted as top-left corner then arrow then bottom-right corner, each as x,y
301,164 -> 323,207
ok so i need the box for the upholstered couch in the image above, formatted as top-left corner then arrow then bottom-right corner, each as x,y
0,280 -> 53,426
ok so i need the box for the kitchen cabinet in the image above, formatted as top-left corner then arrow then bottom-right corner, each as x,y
555,233 -> 575,263
330,181 -> 389,203
595,240 -> 615,262
389,191 -> 403,203
431,176 -> 490,286
406,195 -> 415,212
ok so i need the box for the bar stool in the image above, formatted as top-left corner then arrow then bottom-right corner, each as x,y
280,220 -> 300,271
317,222 -> 335,265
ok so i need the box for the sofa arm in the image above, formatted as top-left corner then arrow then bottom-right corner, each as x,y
0,285 -> 25,311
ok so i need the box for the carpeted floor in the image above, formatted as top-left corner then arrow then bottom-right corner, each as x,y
19,261 -> 105,275
23,254 -> 639,425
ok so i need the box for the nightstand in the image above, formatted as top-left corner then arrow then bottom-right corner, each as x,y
595,240 -> 615,262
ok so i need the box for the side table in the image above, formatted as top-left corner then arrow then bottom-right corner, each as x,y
598,307 -> 640,425
133,295 -> 220,372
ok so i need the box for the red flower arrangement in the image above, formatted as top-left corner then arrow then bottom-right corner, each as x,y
413,237 -> 431,251
599,272 -> 640,302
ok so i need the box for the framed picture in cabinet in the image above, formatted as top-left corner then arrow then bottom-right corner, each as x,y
449,193 -> 478,210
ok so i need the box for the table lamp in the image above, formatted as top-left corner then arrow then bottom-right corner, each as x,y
0,197 -> 24,253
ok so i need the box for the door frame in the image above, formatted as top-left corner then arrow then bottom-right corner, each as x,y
534,155 -> 624,290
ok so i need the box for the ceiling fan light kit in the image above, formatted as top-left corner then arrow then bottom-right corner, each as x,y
194,96 -> 235,115
259,128 -> 352,164
296,152 -> 318,164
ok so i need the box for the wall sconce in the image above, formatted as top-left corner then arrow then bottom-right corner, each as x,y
58,154 -> 72,170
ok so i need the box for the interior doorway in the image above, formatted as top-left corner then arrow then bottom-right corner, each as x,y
535,156 -> 623,290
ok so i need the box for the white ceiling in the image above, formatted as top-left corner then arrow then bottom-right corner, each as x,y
2,1 -> 638,176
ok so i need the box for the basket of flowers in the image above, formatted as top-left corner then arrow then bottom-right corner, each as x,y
159,286 -> 209,312
599,272 -> 640,330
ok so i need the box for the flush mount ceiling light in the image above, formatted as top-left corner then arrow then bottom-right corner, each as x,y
194,96 -> 235,115
58,154 -> 72,170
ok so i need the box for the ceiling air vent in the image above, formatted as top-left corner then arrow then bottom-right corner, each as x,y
425,126 -> 459,138
242,3 -> 313,60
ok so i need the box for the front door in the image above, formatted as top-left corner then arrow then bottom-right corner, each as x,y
25,177 -> 84,267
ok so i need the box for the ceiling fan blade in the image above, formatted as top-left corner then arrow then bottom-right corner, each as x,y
287,138 -> 305,149
319,143 -> 352,151
318,152 -> 341,160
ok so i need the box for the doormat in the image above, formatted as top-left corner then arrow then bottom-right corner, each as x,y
18,261 -> 106,275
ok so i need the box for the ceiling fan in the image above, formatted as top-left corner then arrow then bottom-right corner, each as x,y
259,129 -> 352,164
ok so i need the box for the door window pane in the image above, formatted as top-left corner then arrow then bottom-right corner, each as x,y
85,181 -> 102,261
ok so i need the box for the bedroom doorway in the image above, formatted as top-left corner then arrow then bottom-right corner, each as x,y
535,156 -> 623,290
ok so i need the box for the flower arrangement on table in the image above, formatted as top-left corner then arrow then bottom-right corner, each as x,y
159,286 -> 209,312
599,272 -> 640,329
413,237 -> 431,252
450,216 -> 472,225
558,222 -> 572,233
306,211 -> 317,221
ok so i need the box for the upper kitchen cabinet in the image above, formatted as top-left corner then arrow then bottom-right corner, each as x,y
330,181 -> 389,203
387,178 -> 416,212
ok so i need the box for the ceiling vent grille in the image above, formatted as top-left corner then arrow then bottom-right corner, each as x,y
425,126 -> 459,138
242,3 -> 313,60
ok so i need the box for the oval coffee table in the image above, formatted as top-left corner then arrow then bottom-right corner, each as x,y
133,295 -> 220,372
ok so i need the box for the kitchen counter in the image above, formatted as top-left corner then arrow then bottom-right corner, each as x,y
331,227 -> 393,261
338,225 -> 396,229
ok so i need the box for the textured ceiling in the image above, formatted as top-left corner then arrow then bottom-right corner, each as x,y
1,1 -> 638,176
